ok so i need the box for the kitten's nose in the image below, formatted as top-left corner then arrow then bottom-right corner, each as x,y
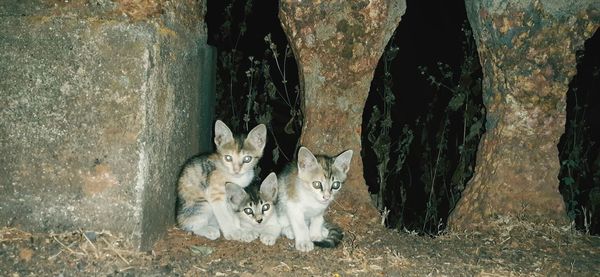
323,194 -> 330,200
256,218 -> 263,223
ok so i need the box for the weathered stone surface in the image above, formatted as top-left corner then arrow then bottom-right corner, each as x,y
0,0 -> 213,250
279,0 -> 406,221
448,0 -> 599,231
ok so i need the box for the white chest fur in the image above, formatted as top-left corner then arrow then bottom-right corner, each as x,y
225,170 -> 254,188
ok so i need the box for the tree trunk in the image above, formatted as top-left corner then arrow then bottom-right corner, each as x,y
449,0 -> 599,231
279,0 -> 406,221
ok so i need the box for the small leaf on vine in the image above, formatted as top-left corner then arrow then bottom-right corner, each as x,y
284,115 -> 296,134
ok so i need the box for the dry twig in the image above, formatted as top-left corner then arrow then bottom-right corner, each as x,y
101,237 -> 130,265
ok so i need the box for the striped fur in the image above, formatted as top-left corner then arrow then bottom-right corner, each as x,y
176,120 -> 266,240
277,147 -> 353,252
312,223 -> 344,248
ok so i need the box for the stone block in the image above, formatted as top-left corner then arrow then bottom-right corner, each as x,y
0,0 -> 213,250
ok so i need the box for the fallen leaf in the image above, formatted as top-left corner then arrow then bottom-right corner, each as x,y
190,245 -> 214,256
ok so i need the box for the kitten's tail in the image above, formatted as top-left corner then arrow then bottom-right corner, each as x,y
313,223 -> 344,248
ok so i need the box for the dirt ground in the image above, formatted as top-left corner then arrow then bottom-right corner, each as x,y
2,211 -> 599,277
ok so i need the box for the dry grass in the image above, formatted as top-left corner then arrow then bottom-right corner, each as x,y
1,221 -> 599,276
0,227 -> 148,274
0,227 -> 31,243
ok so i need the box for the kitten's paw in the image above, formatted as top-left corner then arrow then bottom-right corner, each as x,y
309,227 -> 328,241
240,232 -> 258,242
260,235 -> 277,246
310,233 -> 325,241
223,229 -> 243,241
295,240 -> 314,252
282,227 -> 295,239
191,226 -> 220,240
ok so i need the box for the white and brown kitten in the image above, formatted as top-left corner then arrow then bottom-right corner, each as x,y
177,120 -> 266,240
277,147 -> 353,252
226,172 -> 281,245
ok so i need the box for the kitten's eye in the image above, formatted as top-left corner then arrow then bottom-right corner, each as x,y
242,156 -> 252,163
312,181 -> 322,190
224,155 -> 233,162
243,208 -> 253,215
332,181 -> 341,190
262,203 -> 270,212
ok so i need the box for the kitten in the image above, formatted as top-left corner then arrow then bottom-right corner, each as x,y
226,172 -> 281,245
277,146 -> 353,252
177,120 -> 267,240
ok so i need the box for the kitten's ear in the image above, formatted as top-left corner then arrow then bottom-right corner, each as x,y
260,172 -> 278,202
214,120 -> 234,148
334,149 -> 353,174
246,124 -> 267,152
297,147 -> 319,173
226,182 -> 247,208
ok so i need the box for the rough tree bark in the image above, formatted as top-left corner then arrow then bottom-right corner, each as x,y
449,0 -> 599,231
279,0 -> 406,221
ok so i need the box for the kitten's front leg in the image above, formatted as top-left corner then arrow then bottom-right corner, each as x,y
181,209 -> 221,240
287,204 -> 313,252
178,190 -> 221,240
277,213 -> 294,239
239,226 -> 259,242
207,185 -> 242,241
309,215 -> 328,241
259,221 -> 282,246
210,199 -> 242,240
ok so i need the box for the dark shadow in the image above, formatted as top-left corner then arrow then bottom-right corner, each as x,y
207,0 -> 301,175
361,0 -> 485,234
558,28 -> 600,235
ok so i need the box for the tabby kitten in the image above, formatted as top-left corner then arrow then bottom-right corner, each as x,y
277,147 -> 353,252
177,120 -> 266,240
226,172 -> 281,245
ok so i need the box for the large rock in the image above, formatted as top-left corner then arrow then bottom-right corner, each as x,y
0,0 -> 214,250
